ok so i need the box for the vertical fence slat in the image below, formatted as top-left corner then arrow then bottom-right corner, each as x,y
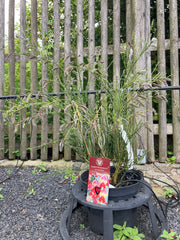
0,0 -> 5,159
8,0 -> 15,159
145,0 -> 154,162
88,0 -> 95,107
20,0 -> 27,160
101,0 -> 108,107
77,0 -> 84,90
76,0 -> 84,161
52,0 -> 60,160
41,0 -> 48,161
101,0 -> 108,83
113,0 -> 120,88
64,0 -> 71,160
132,0 -> 147,154
169,0 -> 180,163
101,0 -> 108,77
30,0 -> 37,160
126,0 -> 132,43
157,0 -> 167,162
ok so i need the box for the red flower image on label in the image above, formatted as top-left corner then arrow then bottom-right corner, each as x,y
95,186 -> 101,195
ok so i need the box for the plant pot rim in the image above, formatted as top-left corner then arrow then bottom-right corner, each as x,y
80,167 -> 143,200
80,166 -> 143,186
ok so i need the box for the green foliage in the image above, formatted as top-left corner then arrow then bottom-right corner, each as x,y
160,230 -> 179,240
164,187 -> 173,198
0,188 -> 4,199
113,222 -> 145,240
166,151 -> 176,164
38,161 -> 47,172
12,149 -> 20,158
64,169 -> 78,183
80,224 -> 85,229
4,36 -> 166,182
32,169 -> 36,176
28,188 -> 36,196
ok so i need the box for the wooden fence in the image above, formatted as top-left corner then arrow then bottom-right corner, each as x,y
0,0 -> 179,163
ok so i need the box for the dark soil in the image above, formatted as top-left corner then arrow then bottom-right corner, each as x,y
0,167 -> 179,240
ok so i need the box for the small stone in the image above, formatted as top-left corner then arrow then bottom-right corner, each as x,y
73,162 -> 82,170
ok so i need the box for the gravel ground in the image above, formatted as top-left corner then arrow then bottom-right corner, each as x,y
0,167 -> 179,240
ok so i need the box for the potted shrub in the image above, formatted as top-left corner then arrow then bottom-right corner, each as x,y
60,46 -> 161,191
3,41 -> 166,237
57,44 -> 166,234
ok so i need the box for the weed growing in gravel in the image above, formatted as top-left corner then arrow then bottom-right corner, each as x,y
166,151 -> 176,164
113,222 -> 145,240
0,188 -> 4,199
164,187 -> 173,198
28,188 -> 36,196
161,230 -> 180,240
32,169 -> 36,176
25,168 -> 79,198
38,161 -> 47,172
80,224 -> 85,229
31,162 -> 47,177
64,169 -> 78,183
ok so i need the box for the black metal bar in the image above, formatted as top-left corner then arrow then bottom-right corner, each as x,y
0,86 -> 179,100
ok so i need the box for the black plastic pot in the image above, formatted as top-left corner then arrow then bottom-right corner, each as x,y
80,166 -> 143,201
80,167 -> 143,234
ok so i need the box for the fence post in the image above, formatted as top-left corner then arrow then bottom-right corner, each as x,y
8,0 -> 16,159
169,0 -> 180,163
77,0 -> 84,90
30,0 -> 38,160
0,0 -> 5,160
131,0 -> 148,157
145,0 -> 155,162
101,0 -> 108,82
88,0 -> 95,108
20,0 -> 27,160
52,0 -> 60,161
76,0 -> 84,161
64,0 -> 71,161
157,0 -> 167,162
41,0 -> 48,161
113,0 -> 120,89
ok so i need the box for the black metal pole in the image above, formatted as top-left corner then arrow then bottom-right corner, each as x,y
0,86 -> 180,100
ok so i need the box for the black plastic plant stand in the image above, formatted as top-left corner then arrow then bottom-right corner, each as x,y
60,179 -> 168,240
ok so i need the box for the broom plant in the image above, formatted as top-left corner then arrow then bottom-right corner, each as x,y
3,40 -> 166,186
59,43 -> 165,186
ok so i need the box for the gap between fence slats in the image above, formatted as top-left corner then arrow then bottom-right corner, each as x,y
169,0 -> 180,163
157,0 -> 167,162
